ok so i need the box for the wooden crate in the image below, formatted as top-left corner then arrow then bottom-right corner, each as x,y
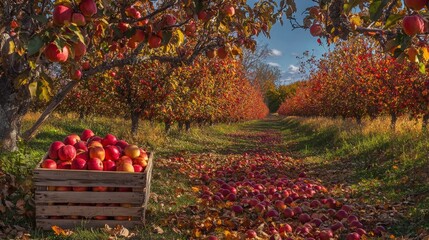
33,152 -> 154,230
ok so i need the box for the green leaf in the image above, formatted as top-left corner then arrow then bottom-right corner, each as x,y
36,72 -> 54,102
27,35 -> 44,56
384,14 -> 403,29
369,0 -> 389,21
67,24 -> 85,43
13,70 -> 30,89
161,31 -> 173,45
344,0 -> 362,14
419,62 -> 426,74
33,15 -> 48,24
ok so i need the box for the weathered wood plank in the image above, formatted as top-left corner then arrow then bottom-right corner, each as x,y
33,170 -> 145,187
36,205 -> 141,217
36,219 -> 141,230
142,152 -> 154,224
35,191 -> 145,204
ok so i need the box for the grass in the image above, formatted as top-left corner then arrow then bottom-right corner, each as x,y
270,116 -> 429,236
1,113 -> 428,238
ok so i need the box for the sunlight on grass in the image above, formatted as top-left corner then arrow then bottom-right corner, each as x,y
281,116 -> 429,234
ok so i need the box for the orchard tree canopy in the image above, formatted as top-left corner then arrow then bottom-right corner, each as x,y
303,0 -> 429,69
0,0 -> 296,151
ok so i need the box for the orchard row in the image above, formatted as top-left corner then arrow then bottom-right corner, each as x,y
41,56 -> 269,133
278,36 -> 429,129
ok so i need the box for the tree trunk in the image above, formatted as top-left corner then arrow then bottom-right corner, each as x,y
0,76 -> 31,152
165,121 -> 171,134
131,111 -> 140,136
390,112 -> 397,131
423,113 -> 429,131
178,122 -> 184,131
79,110 -> 85,120
185,121 -> 191,132
356,116 -> 362,125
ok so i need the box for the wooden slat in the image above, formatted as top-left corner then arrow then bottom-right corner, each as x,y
36,205 -> 141,217
35,191 -> 145,204
36,219 -> 141,230
142,152 -> 154,224
33,170 -> 145,187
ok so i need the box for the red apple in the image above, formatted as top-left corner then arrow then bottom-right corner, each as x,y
92,186 -> 108,192
206,49 -> 216,58
71,158 -> 87,170
89,146 -> 105,160
64,134 -> 81,145
82,61 -> 90,70
133,164 -> 144,172
44,42 -> 69,62
118,187 -> 132,192
133,156 -> 148,168
74,141 -> 88,152
117,162 -> 134,172
72,13 -> 86,26
403,14 -> 425,36
184,21 -> 196,37
79,0 -> 97,17
139,149 -> 149,159
103,160 -> 116,171
198,11 -> 208,21
319,230 -> 334,240
405,0 -> 428,10
126,7 -> 141,19
101,134 -> 117,146
71,69 -> 82,80
283,207 -> 295,218
279,223 -> 293,233
73,186 -> 89,191
164,14 -> 176,26
346,233 -> 361,240
53,5 -> 72,26
217,47 -> 228,59
58,145 -> 77,161
246,230 -> 257,238
299,213 -> 311,223
223,5 -> 235,17
76,151 -> 89,161
73,41 -> 86,59
48,141 -> 65,159
119,155 -> 133,165
148,35 -> 162,48
41,159 -> 57,169
115,140 -> 128,149
124,145 -> 140,158
310,23 -> 323,37
131,29 -> 145,42
87,157 -> 103,170
56,186 -> 72,191
57,160 -> 72,169
104,145 -> 121,161
88,140 -> 103,148
118,22 -> 129,32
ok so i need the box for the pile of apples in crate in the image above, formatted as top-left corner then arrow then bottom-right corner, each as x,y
41,129 -> 148,173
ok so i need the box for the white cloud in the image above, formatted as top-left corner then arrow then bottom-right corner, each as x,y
269,49 -> 282,57
288,65 -> 300,74
267,62 -> 281,67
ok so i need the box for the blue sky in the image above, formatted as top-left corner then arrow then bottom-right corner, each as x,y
253,0 -> 328,85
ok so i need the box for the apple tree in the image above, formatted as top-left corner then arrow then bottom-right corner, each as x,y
0,0 -> 296,151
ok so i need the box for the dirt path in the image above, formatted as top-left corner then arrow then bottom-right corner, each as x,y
155,118 -> 389,240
